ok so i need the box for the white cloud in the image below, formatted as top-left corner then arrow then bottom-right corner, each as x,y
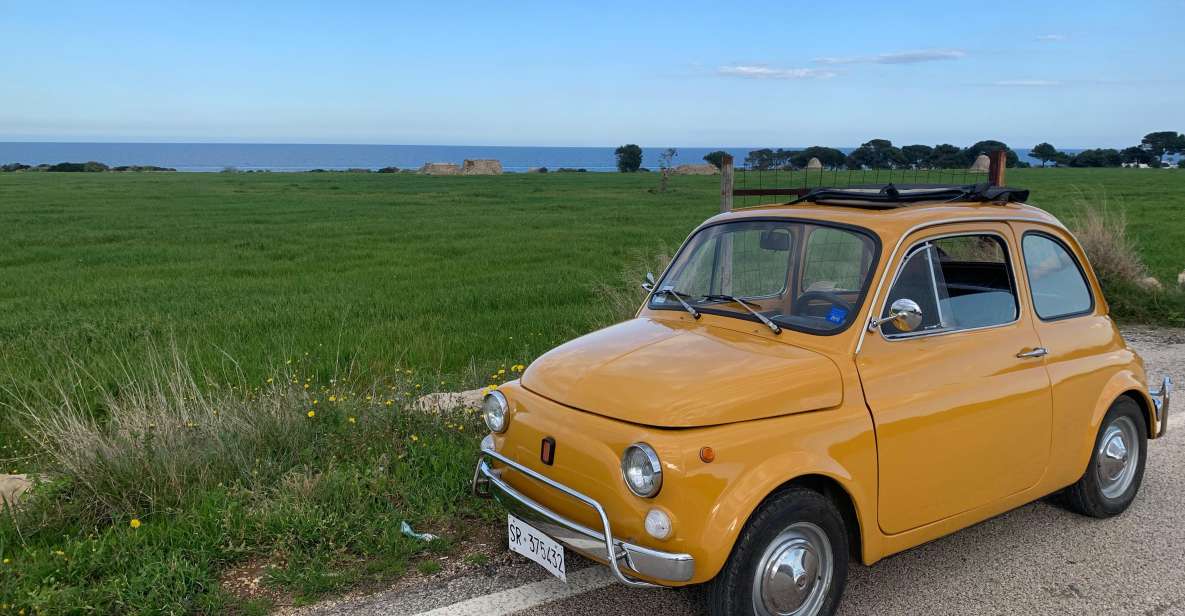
815,49 -> 967,65
717,65 -> 837,79
992,79 -> 1064,87
1035,34 -> 1067,42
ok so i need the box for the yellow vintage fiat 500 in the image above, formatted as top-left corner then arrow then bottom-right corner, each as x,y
472,184 -> 1171,616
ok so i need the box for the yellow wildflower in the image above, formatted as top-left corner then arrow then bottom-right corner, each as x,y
411,434 -> 419,442
303,383 -> 310,389
329,395 -> 337,402
385,400 -> 393,407
498,369 -> 506,375
130,519 -> 141,529
307,410 -> 316,418
2,558 -> 9,564
266,378 -> 273,384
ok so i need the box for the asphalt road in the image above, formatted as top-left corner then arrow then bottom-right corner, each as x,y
292,327 -> 1185,616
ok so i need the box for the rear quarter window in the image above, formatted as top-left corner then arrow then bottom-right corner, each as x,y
1022,232 -> 1094,320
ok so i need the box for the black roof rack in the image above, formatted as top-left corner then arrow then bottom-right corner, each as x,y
788,182 -> 1029,209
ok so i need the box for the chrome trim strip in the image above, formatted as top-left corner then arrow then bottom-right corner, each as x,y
473,449 -> 693,586
855,218 -> 1051,354
1150,376 -> 1172,437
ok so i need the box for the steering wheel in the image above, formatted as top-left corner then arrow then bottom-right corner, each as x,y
793,291 -> 855,320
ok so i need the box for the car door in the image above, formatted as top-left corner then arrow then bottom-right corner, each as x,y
856,223 -> 1053,534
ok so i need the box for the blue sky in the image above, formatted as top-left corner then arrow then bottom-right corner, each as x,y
2,0 -> 1181,148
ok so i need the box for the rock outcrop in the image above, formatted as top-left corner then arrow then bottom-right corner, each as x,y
0,474 -> 32,509
672,163 -> 718,175
462,160 -> 503,175
1137,276 -> 1164,291
419,163 -> 462,175
414,388 -> 486,412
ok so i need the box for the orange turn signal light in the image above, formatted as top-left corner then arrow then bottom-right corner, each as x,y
699,447 -> 715,463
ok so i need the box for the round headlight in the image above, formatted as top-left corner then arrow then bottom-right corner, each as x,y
621,443 -> 663,498
482,391 -> 508,433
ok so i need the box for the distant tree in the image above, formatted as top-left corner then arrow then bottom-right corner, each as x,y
377,166 -> 400,173
47,162 -> 87,172
1120,146 -> 1157,166
927,144 -> 963,168
901,145 -> 934,168
790,146 -> 846,170
702,150 -> 730,169
615,144 -> 643,172
846,139 -> 905,170
744,148 -> 797,170
1,162 -> 31,172
1140,131 -> 1183,165
657,148 -> 677,193
962,140 -> 1020,168
1029,142 -> 1062,167
1069,148 -> 1122,167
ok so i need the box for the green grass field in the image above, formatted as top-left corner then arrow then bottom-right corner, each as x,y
1,169 -> 1182,391
1,168 -> 1183,613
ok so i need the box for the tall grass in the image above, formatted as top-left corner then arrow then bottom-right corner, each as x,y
592,242 -> 673,327
1066,190 -> 1149,285
0,343 -> 493,613
1065,190 -> 1185,326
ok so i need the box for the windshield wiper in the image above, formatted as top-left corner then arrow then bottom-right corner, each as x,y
652,288 -> 700,320
701,294 -> 782,335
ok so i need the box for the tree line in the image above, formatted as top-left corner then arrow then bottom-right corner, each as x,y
613,131 -> 1183,172
1029,131 -> 1185,168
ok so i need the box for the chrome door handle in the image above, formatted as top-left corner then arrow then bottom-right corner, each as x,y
1016,347 -> 1049,359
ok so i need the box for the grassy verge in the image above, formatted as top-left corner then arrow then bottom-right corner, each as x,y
0,347 -> 497,614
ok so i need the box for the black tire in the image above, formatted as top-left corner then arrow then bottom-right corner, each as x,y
707,487 -> 849,616
1062,396 -> 1148,518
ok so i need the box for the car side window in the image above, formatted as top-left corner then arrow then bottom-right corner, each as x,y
1022,232 -> 1093,320
882,234 -> 1019,337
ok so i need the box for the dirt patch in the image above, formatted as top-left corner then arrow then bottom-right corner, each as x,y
221,557 -> 293,609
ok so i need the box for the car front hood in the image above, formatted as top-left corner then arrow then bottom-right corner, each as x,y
520,317 -> 842,428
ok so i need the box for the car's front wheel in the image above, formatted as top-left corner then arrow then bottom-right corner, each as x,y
706,487 -> 848,616
1062,396 -> 1148,517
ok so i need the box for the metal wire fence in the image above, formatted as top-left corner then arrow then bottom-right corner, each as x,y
732,166 -> 991,208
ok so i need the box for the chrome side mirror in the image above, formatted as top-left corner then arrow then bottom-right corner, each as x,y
870,298 -> 923,333
642,272 -> 656,292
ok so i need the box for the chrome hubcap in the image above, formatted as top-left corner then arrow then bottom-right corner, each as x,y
753,522 -> 832,616
1096,415 -> 1139,500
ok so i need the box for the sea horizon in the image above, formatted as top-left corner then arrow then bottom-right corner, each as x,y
0,141 -> 1096,172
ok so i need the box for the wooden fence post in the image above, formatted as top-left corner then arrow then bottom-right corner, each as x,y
988,150 -> 1007,187
720,154 -> 734,212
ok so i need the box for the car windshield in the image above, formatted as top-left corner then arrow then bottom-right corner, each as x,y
650,220 -> 878,334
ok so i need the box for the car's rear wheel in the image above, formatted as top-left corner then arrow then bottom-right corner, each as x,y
1062,396 -> 1148,517
706,487 -> 848,616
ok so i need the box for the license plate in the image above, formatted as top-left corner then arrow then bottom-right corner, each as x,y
507,514 -> 566,581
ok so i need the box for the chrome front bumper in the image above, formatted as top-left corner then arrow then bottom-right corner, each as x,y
1151,376 -> 1172,437
472,443 -> 694,587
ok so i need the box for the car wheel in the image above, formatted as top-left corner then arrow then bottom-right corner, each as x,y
706,487 -> 848,616
1062,396 -> 1148,518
